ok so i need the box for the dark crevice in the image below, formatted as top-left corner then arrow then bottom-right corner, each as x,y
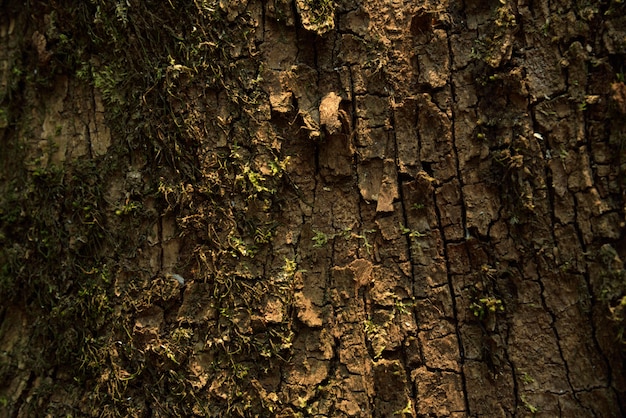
580,65 -> 617,402
432,186 -> 469,411
502,316 -> 519,415
530,91 -> 588,409
445,23 -> 471,415
572,199 -> 616,409
535,255 -> 584,410
421,161 -> 434,177
260,0 -> 266,42
391,97 -> 424,399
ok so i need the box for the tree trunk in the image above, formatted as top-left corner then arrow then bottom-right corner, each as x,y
1,0 -> 625,416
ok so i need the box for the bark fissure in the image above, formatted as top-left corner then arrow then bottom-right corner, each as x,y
539,268 -> 584,402
444,24 -> 472,417
391,99 -> 423,405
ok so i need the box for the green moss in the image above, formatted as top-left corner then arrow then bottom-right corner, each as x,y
306,0 -> 336,25
470,296 -> 505,320
0,0 -> 297,415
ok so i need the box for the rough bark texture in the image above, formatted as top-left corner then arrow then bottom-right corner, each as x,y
1,0 -> 626,417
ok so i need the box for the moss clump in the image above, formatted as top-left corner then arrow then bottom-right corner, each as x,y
1,0 -> 294,415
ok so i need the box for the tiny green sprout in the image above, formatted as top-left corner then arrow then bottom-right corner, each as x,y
412,203 -> 425,210
393,400 -> 413,416
312,230 -> 329,248
374,344 -> 385,359
269,156 -> 290,176
394,299 -> 414,315
470,296 -> 504,320
229,235 -> 256,257
521,395 -> 539,415
541,18 -> 550,36
520,371 -> 535,385
338,226 -> 353,240
11,66 -> 22,77
409,230 -> 425,238
355,229 -> 375,255
282,257 -> 297,277
115,201 -> 141,216
476,132 -> 485,140
364,319 -> 379,336
297,396 -> 308,409
254,227 -> 273,244
400,223 -> 426,239
481,297 -> 504,313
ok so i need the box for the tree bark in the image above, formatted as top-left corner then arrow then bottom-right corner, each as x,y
1,0 -> 625,417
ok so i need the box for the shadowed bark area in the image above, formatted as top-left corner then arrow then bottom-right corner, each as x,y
1,0 -> 626,417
